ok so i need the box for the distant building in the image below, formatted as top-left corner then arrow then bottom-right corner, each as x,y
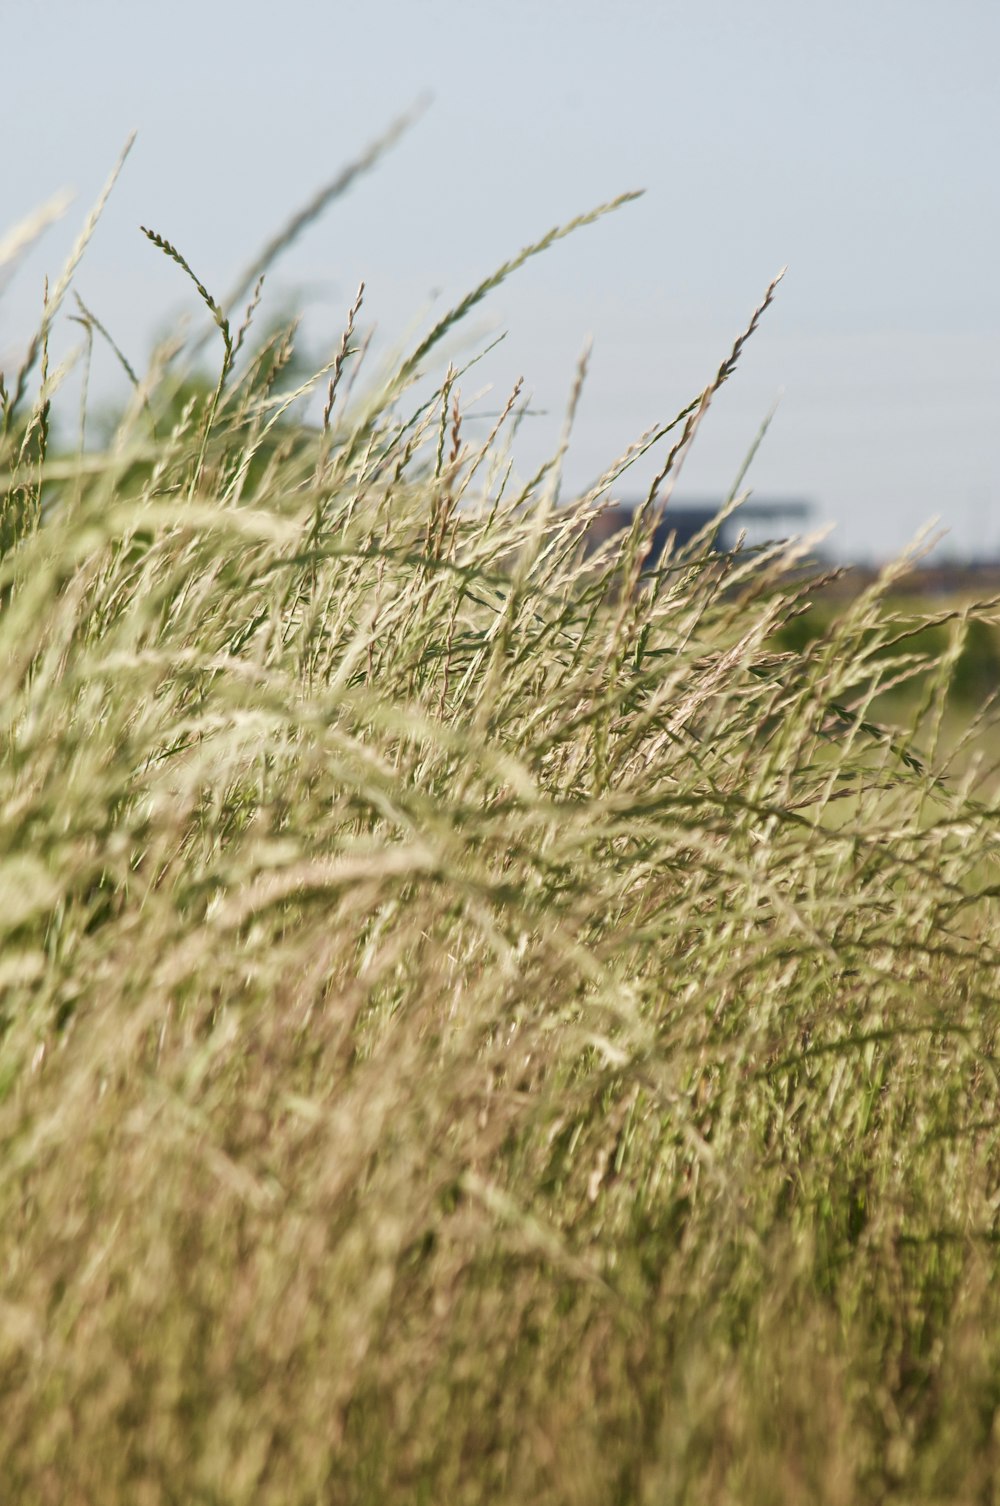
586,498 -> 812,561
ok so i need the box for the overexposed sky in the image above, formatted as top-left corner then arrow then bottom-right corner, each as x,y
4,0 -> 998,560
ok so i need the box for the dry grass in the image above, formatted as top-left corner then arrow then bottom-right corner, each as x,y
2,156 -> 1000,1505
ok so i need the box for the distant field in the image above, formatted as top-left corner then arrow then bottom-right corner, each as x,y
3,171 -> 1000,1505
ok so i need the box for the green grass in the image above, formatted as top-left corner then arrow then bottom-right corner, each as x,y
3,158 -> 1000,1504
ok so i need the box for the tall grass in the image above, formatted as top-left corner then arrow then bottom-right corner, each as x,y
2,157 -> 1000,1505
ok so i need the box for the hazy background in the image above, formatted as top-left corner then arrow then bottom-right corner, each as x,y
4,0 -> 998,562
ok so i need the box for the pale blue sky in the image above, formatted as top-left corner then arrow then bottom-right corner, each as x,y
4,0 -> 998,560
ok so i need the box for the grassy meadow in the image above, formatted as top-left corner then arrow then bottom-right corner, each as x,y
3,152 -> 1000,1504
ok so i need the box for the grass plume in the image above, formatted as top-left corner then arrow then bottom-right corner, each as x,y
1,168 -> 1000,1506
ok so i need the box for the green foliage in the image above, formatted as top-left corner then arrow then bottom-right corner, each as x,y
775,605 -> 1000,710
2,165 -> 1000,1506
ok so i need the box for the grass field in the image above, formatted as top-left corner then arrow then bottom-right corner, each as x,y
3,158 -> 1000,1504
